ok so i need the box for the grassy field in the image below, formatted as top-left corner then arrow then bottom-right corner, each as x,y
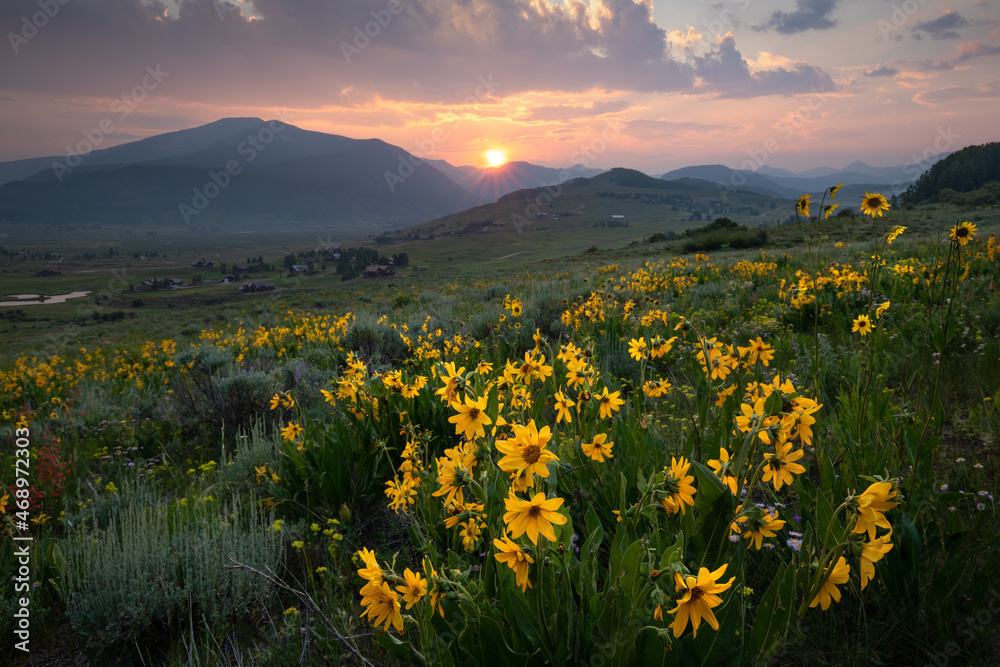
1,188 -> 999,665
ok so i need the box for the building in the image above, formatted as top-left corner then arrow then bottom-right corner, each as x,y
35,268 -> 62,277
363,264 -> 395,278
239,282 -> 276,293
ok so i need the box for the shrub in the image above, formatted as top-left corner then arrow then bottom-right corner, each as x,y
62,493 -> 279,647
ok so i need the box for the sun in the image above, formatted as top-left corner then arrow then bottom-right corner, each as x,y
485,149 -> 507,168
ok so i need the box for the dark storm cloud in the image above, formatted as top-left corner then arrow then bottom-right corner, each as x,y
757,0 -> 840,35
912,11 -> 969,40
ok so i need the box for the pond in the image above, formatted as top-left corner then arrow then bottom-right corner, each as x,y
0,291 -> 92,307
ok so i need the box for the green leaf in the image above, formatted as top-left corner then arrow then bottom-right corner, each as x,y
376,632 -> 427,665
745,562 -> 796,665
478,615 -> 525,667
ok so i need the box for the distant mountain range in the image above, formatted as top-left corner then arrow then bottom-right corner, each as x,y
659,156 -> 949,202
0,118 -> 476,229
0,118 -> 950,230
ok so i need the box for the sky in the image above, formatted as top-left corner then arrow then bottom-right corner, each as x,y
0,0 -> 997,173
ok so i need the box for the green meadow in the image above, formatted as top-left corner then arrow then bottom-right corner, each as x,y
1,191 -> 998,665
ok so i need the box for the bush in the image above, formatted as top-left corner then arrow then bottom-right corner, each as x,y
62,493 -> 279,647
342,321 -> 409,365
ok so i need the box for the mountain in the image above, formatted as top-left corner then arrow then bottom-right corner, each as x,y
427,159 -> 605,205
757,156 -> 952,193
0,118 -> 472,229
660,165 -> 803,199
661,161 -> 936,202
902,142 -> 1000,204
0,156 -> 61,187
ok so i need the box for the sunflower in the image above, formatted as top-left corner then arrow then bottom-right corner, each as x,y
852,314 -> 872,336
662,456 -> 697,515
597,386 -> 626,419
829,182 -> 843,199
707,447 -> 739,495
356,547 -> 384,594
280,422 -> 303,442
859,192 -> 890,217
459,519 -> 483,551
628,337 -> 647,361
796,194 -> 812,218
395,568 -> 427,609
496,419 -> 559,481
809,556 -> 850,611
852,481 -> 899,540
735,398 -> 772,444
448,394 -> 492,441
949,221 -> 977,246
859,534 -> 893,590
886,225 -> 906,244
494,535 -> 534,592
762,442 -> 806,491
360,581 -> 404,632
741,510 -> 786,550
581,433 -> 614,462
503,492 -> 567,544
553,390 -> 575,424
423,557 -> 445,618
668,564 -> 736,638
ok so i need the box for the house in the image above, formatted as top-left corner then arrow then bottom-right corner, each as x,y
290,264 -> 309,275
221,274 -> 237,283
239,282 -> 276,293
191,258 -> 215,268
35,269 -> 62,277
363,264 -> 395,278
165,278 -> 183,287
610,215 -> 625,220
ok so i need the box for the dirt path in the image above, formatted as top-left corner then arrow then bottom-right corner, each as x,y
490,251 -> 536,261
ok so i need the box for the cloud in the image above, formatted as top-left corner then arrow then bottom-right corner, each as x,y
528,100 -> 631,121
625,119 -> 728,133
692,35 -> 836,98
865,65 -> 898,77
912,10 -> 968,40
758,0 -> 840,35
0,0 -> 835,107
924,40 -> 1000,70
913,80 -> 1000,105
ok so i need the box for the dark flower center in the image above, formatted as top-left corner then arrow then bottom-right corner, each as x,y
528,505 -> 542,518
523,445 -> 541,464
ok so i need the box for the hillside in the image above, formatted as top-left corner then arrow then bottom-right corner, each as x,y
903,142 -> 1000,204
0,119 -> 472,231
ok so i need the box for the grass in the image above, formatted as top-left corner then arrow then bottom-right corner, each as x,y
1,193 -> 998,664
